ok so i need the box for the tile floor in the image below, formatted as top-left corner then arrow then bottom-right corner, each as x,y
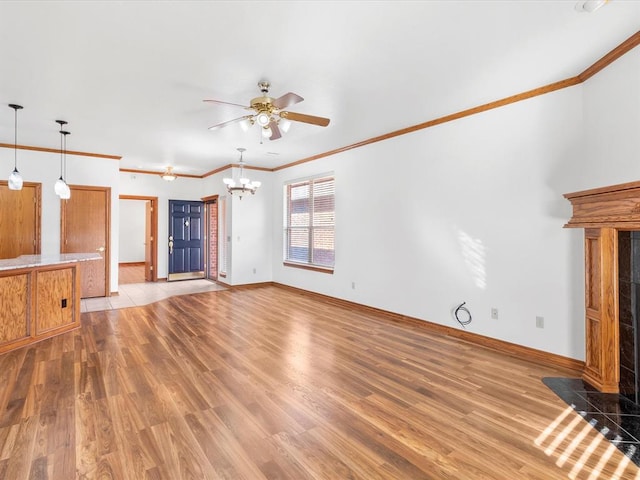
80,279 -> 227,312
544,377 -> 640,466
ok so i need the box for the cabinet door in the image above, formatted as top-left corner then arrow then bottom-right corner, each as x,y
0,273 -> 30,346
36,268 -> 74,334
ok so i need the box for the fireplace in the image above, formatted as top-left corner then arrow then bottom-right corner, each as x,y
618,231 -> 640,403
564,180 -> 640,395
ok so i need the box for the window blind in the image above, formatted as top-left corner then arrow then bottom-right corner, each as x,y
284,176 -> 335,268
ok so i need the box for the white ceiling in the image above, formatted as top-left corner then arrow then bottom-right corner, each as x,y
0,1 -> 638,176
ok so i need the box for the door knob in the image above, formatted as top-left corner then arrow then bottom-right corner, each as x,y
96,246 -> 105,252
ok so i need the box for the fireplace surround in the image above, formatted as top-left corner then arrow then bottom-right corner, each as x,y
565,180 -> 640,396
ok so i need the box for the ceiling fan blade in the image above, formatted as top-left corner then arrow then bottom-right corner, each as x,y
273,92 -> 304,110
269,120 -> 282,140
208,115 -> 253,130
203,99 -> 250,109
280,111 -> 330,127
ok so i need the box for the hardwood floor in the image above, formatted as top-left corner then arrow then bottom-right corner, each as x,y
118,263 -> 146,285
0,285 -> 638,479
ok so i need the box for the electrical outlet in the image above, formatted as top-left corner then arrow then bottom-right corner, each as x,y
536,316 -> 544,329
351,282 -> 356,289
491,308 -> 498,320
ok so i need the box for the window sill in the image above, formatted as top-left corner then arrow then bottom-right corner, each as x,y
283,262 -> 334,274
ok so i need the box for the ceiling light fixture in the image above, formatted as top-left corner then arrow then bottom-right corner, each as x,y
256,112 -> 271,127
161,166 -> 177,181
54,120 -> 71,199
574,0 -> 609,12
8,104 -> 24,191
206,81 -> 331,142
223,148 -> 261,199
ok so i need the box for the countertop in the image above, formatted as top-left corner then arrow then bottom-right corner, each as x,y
0,253 -> 102,272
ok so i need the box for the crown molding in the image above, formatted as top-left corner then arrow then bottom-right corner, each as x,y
0,143 -> 121,160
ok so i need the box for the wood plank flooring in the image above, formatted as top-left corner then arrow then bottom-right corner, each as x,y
0,285 -> 638,479
118,264 -> 145,285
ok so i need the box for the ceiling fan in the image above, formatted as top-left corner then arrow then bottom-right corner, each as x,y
204,81 -> 330,140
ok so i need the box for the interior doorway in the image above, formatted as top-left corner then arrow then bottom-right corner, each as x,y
118,195 -> 158,285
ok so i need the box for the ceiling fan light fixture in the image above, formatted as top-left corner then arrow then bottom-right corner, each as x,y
279,119 -> 291,133
204,81 -> 330,141
161,166 -> 177,181
239,118 -> 252,132
256,112 -> 270,127
575,0 -> 609,12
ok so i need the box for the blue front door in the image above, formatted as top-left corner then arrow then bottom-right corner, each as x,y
168,200 -> 205,281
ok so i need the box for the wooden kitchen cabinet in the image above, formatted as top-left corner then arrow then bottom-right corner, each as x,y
0,259 -> 84,354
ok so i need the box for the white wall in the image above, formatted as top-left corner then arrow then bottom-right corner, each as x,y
118,198 -> 146,262
0,148 -> 121,290
269,46 -> 640,362
201,167 -> 273,286
581,47 -> 640,189
272,85 -> 587,360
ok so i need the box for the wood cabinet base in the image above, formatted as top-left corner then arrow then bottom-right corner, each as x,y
0,262 -> 80,354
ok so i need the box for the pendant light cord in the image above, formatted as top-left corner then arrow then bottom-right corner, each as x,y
63,131 -> 67,180
56,119 -> 68,180
13,107 -> 17,170
8,105 -> 23,171
59,129 -> 64,178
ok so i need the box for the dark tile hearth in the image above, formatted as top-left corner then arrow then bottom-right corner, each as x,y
544,377 -> 640,466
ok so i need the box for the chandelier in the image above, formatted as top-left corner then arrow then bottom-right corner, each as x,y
223,148 -> 261,199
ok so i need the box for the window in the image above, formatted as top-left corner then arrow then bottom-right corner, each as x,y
284,176 -> 335,270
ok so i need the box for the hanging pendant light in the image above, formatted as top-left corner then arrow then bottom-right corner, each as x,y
54,122 -> 71,199
54,120 -> 69,198
222,147 -> 261,199
8,104 -> 24,190
60,130 -> 71,199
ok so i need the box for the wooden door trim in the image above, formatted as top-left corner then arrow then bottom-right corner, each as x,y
0,181 -> 42,255
203,195 -> 219,281
119,195 -> 158,282
61,185 -> 111,297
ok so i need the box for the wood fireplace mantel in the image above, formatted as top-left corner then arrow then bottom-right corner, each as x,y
565,179 -> 640,229
564,180 -> 640,393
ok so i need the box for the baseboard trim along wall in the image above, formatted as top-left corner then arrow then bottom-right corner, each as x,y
272,282 -> 585,373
